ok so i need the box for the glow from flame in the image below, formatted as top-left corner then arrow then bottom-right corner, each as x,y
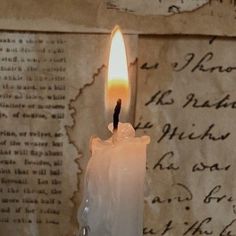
106,26 -> 130,113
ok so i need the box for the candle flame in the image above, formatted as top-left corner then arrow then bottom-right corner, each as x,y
106,26 -> 130,113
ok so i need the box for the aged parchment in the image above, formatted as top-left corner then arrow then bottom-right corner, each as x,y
0,0 -> 235,36
136,35 -> 236,235
0,32 -> 85,236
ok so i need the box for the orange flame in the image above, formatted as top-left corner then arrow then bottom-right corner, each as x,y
106,26 -> 130,113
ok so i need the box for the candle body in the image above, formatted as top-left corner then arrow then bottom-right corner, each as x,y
79,123 -> 150,236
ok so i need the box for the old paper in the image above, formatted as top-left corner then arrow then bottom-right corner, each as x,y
136,35 -> 236,235
0,32 -> 84,236
0,31 -> 137,236
107,0 -> 209,16
0,0 -> 235,36
1,30 -> 235,236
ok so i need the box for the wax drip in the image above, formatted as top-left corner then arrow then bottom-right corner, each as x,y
80,226 -> 90,236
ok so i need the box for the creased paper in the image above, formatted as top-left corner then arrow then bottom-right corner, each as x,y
136,35 -> 236,235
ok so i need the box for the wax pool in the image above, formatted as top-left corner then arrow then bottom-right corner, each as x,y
78,122 -> 150,236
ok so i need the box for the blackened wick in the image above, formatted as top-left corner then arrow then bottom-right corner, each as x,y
113,99 -> 122,131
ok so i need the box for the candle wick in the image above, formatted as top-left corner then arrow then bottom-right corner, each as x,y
113,98 -> 122,132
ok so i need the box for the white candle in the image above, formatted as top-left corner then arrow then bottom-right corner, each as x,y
78,26 -> 150,236
79,123 -> 150,236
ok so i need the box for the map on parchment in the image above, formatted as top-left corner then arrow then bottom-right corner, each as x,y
107,0 -> 209,15
0,0 -> 236,36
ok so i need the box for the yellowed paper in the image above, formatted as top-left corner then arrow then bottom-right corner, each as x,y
0,0 -> 235,36
0,31 -> 137,236
1,30 -> 236,236
136,35 -> 236,235
107,0 -> 209,15
0,32 -> 82,236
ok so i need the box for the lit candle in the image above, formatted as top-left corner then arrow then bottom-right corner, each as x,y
78,26 -> 150,236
